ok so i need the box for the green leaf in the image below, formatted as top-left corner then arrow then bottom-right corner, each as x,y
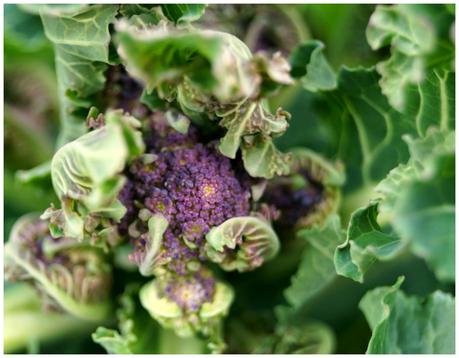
289,40 -> 337,91
205,216 -> 280,272
47,110 -> 144,241
314,66 -> 454,193
219,103 -> 290,160
161,4 -> 207,24
241,135 -> 292,179
391,151 -> 455,282
93,284 -> 160,354
366,5 -> 436,111
284,215 -> 344,308
334,202 -> 404,283
360,277 -> 455,353
404,69 -> 455,136
38,5 -> 118,145
116,23 -> 223,95
329,67 -> 415,189
366,5 -> 454,111
51,110 -> 143,201
376,128 -> 455,282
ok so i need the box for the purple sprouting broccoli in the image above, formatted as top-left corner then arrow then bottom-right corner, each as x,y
119,112 -> 253,277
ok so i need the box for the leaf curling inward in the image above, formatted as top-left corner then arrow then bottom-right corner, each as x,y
51,110 -> 144,202
47,110 -> 144,242
5,213 -> 112,322
334,202 -> 404,283
137,214 -> 169,277
139,278 -> 233,343
205,216 -> 280,272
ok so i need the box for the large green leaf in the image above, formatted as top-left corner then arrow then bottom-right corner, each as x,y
334,202 -> 404,283
375,128 -> 455,282
38,5 -> 118,145
284,215 -> 344,308
366,5 -> 449,111
391,151 -> 454,282
360,277 -> 455,353
322,67 -> 415,190
313,66 -> 454,193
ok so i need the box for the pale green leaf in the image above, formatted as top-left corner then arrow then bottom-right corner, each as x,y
241,135 -> 291,179
92,327 -> 132,354
48,110 -> 144,241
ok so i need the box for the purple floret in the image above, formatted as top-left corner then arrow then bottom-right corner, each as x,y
119,112 -> 251,275
163,269 -> 216,312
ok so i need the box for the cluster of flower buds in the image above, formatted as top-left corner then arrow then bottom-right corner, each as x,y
117,112 -> 282,344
